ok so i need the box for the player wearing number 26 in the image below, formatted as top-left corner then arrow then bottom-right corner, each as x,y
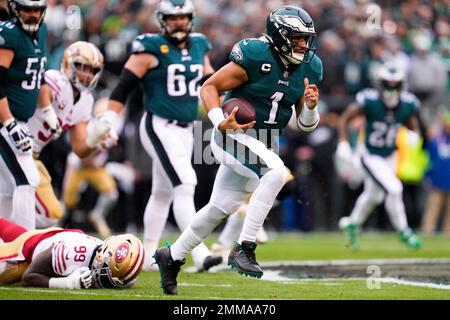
337,63 -> 422,251
97,0 -> 222,272
154,5 -> 322,295
0,0 -> 49,231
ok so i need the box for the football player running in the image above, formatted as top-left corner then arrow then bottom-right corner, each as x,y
29,41 -> 114,229
0,217 -> 144,289
154,6 -> 322,295
0,0 -> 49,230
92,0 -> 222,272
336,63 -> 422,250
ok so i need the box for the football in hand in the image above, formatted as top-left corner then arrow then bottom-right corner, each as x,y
222,98 -> 256,124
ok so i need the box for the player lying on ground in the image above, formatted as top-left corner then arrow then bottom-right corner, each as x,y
0,218 -> 144,289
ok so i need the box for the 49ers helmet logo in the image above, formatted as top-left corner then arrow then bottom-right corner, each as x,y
114,243 -> 130,263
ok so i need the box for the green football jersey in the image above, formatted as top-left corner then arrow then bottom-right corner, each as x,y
131,33 -> 211,122
0,20 -> 47,121
357,88 -> 420,157
226,38 -> 323,133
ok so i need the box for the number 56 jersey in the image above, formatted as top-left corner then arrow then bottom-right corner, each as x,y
0,20 -> 47,121
28,69 -> 94,154
33,231 -> 102,277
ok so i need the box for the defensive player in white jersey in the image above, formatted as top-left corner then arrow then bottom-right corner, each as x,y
28,41 -> 114,228
0,217 -> 144,289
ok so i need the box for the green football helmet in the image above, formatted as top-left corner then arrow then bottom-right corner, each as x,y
265,5 -> 317,64
156,0 -> 194,44
7,0 -> 47,34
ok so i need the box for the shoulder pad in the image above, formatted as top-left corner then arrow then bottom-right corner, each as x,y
0,21 -> 19,49
356,88 -> 379,106
230,38 -> 269,64
131,33 -> 161,54
190,33 -> 211,51
309,55 -> 323,80
44,69 -> 66,88
400,91 -> 420,109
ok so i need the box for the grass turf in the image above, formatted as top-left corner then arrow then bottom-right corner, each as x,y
1,232 -> 450,300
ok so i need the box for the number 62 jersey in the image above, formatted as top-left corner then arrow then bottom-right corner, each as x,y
27,69 -> 94,154
0,20 -> 47,121
131,32 -> 211,123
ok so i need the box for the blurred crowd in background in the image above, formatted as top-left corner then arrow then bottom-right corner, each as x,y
4,0 -> 449,235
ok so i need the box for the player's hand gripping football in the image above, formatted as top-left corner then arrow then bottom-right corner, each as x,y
303,78 -> 319,109
218,107 -> 256,133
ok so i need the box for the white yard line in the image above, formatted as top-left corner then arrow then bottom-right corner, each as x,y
186,257 -> 450,273
260,257 -> 450,267
380,277 -> 450,290
261,271 -> 450,290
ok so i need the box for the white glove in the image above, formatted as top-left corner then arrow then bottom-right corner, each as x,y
79,267 -> 93,289
86,110 -> 118,148
41,105 -> 62,139
48,267 -> 92,289
335,140 -> 353,163
3,118 -> 32,154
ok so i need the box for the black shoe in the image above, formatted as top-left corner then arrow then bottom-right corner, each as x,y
200,255 -> 223,272
228,241 -> 263,278
153,244 -> 185,295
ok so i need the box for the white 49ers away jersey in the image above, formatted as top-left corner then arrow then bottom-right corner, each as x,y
33,231 -> 102,276
28,69 -> 94,153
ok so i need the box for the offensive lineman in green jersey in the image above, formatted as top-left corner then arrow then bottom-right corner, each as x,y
0,0 -> 60,230
336,63 -> 422,250
154,5 -> 322,295
94,0 -> 222,273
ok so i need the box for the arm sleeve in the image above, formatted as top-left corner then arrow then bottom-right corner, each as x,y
109,68 -> 140,104
0,66 -> 7,99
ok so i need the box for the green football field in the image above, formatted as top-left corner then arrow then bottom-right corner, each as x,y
1,232 -> 450,300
